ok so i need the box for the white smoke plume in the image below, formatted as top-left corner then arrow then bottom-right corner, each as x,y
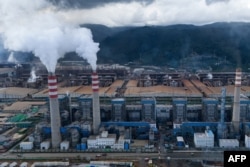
28,68 -> 37,83
7,52 -> 18,63
207,73 -> 213,79
0,0 -> 99,72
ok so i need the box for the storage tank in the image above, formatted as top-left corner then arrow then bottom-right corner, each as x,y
70,128 -> 80,147
0,162 -> 8,167
81,143 -> 87,150
124,142 -> 130,150
20,162 -> 28,167
81,129 -> 90,137
76,144 -> 81,150
40,141 -> 50,150
9,162 -> 17,167
176,136 -> 185,147
60,141 -> 69,151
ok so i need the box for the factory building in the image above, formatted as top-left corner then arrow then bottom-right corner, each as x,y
87,131 -> 129,150
3,64 -> 250,151
78,95 -> 92,120
155,105 -> 172,123
194,130 -> 214,148
141,98 -> 156,121
219,139 -> 239,148
111,98 -> 126,121
173,98 -> 187,123
202,98 -> 218,122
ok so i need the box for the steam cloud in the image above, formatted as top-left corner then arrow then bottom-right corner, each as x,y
7,52 -> 17,63
28,68 -> 38,83
0,0 -> 99,73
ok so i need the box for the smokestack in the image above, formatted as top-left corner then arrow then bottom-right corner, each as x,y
92,71 -> 101,134
48,73 -> 62,148
217,87 -> 227,139
232,68 -> 241,134
221,87 -> 226,124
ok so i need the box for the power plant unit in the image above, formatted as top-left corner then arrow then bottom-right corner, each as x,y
79,95 -> 92,120
202,98 -> 218,122
186,105 -> 201,121
173,98 -> 187,123
141,98 -> 156,121
111,98 -> 126,121
239,98 -> 250,122
156,105 -> 172,123
127,105 -> 141,121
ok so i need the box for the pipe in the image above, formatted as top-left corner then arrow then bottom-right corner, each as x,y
221,87 -> 226,124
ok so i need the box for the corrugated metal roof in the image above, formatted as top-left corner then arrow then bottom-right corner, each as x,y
0,87 -> 38,98
4,101 -> 46,111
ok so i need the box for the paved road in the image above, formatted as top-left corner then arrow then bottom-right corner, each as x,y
0,150 -> 224,162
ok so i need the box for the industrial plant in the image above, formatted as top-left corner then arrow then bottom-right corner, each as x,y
0,61 -> 250,166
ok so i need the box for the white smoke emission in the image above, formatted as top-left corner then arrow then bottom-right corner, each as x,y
207,73 -> 213,79
7,52 -> 18,63
0,0 -> 99,72
28,68 -> 37,83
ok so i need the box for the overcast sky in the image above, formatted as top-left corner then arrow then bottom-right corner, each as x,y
49,0 -> 250,27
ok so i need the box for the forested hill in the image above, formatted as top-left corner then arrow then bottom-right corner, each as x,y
83,22 -> 250,71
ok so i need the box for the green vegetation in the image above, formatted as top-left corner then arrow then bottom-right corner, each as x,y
81,22 -> 250,71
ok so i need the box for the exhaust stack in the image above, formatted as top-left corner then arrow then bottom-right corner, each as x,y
48,73 -> 61,148
232,68 -> 241,134
92,72 -> 101,134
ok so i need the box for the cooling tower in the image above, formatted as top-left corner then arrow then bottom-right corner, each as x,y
232,68 -> 241,134
48,73 -> 62,148
92,72 -> 101,134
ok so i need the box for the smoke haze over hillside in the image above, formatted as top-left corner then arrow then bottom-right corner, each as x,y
0,0 -> 99,72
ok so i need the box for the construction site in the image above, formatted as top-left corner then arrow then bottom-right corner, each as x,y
0,61 -> 250,166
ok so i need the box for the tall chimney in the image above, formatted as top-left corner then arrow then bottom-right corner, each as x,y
232,68 -> 241,134
48,73 -> 62,148
92,71 -> 101,134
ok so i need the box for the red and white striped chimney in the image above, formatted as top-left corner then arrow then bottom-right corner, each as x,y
92,71 -> 101,134
48,73 -> 61,148
48,75 -> 58,98
232,68 -> 241,134
92,72 -> 99,92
